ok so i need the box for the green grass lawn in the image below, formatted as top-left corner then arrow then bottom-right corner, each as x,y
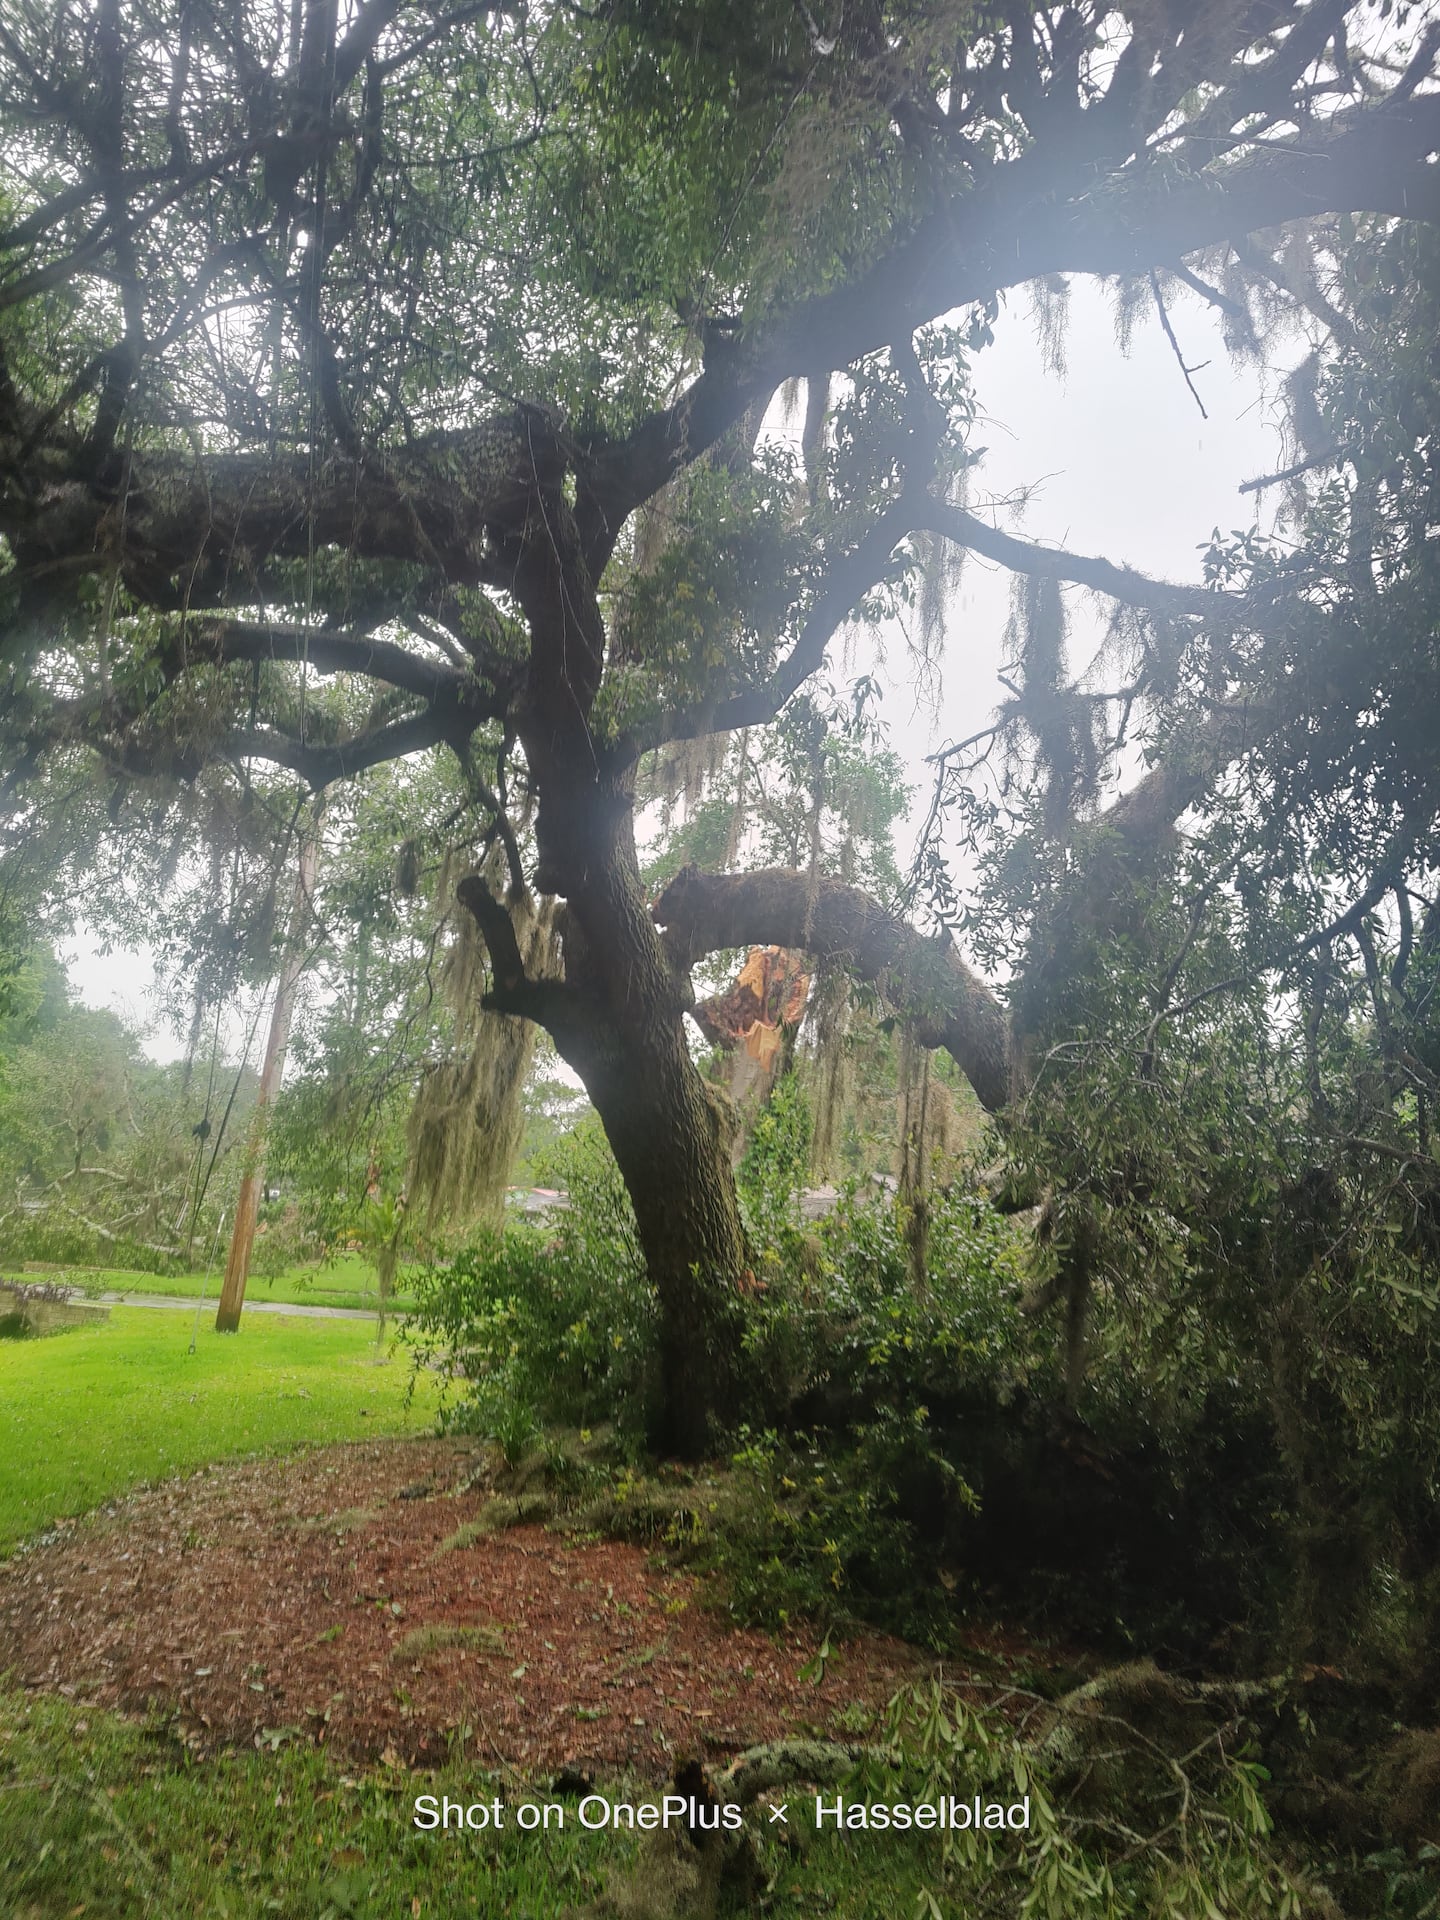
18,1252 -> 420,1314
0,1306 -> 440,1555
0,1688 -> 930,1920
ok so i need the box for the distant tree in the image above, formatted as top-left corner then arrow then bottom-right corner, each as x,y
0,944 -> 215,1264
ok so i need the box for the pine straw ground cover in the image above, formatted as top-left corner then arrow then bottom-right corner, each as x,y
0,1438 -> 926,1773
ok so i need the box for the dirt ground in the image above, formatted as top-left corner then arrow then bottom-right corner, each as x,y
0,1438 -> 929,1775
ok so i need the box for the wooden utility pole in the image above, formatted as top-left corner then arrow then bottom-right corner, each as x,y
214,798 -> 324,1333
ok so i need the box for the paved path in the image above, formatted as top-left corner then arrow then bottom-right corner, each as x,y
96,1291 -> 379,1321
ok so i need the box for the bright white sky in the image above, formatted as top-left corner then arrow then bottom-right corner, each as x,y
64,274 -> 1293,1061
886,276 -> 1289,801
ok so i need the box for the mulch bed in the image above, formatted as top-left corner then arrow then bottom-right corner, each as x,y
0,1438 -> 928,1774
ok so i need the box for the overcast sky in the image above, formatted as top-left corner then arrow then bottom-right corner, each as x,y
64,274 -> 1294,1061
882,275 -> 1289,792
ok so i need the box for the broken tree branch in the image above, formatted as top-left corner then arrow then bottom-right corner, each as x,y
654,865 -> 1012,1112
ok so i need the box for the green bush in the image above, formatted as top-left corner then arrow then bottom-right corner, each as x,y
705,1186 -> 1036,1639
403,1117 -> 657,1442
718,1414 -> 977,1639
737,1069 -> 813,1264
402,1109 -> 1394,1661
733,1181 -> 1041,1436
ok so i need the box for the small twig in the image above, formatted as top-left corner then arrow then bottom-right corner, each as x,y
1149,270 -> 1208,418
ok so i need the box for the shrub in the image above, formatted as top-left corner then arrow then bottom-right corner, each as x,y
718,1415 -> 977,1639
403,1117 -> 656,1442
703,1186 -> 1034,1639
738,1181 -> 1043,1433
737,1070 -> 812,1266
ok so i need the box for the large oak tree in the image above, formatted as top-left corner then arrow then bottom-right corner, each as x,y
3,0 -> 1438,1452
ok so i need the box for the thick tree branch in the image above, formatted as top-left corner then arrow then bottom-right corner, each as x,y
1239,446 -> 1347,494
333,0 -> 410,92
587,92 -> 1440,545
658,704 -> 1284,1115
227,707 -> 449,784
456,873 -> 531,995
653,864 -> 1012,1112
1,412 -> 563,614
631,493 -> 1257,771
3,617 -> 513,800
11,86 -> 1436,621
193,620 -> 460,698
455,872 -> 572,1026
1169,0 -> 1357,164
1166,262 -> 1249,325
915,501 -> 1250,622
190,618 -> 516,715
625,504 -> 915,759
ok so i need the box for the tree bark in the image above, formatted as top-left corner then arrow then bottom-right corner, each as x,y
569,1003 -> 748,1459
439,499 -> 757,1457
214,799 -> 324,1333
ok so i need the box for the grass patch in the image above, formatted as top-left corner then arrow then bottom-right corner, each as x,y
288,1505 -> 384,1537
0,1687 -> 614,1920
0,1686 -> 934,1920
434,1494 -> 553,1556
392,1623 -> 507,1661
15,1255 -> 421,1315
0,1306 -> 441,1556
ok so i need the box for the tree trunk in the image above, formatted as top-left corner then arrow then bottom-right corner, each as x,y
579,1008 -> 748,1458
461,823 -> 749,1458
553,863 -> 749,1459
468,467 -> 756,1455
214,799 -> 324,1333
